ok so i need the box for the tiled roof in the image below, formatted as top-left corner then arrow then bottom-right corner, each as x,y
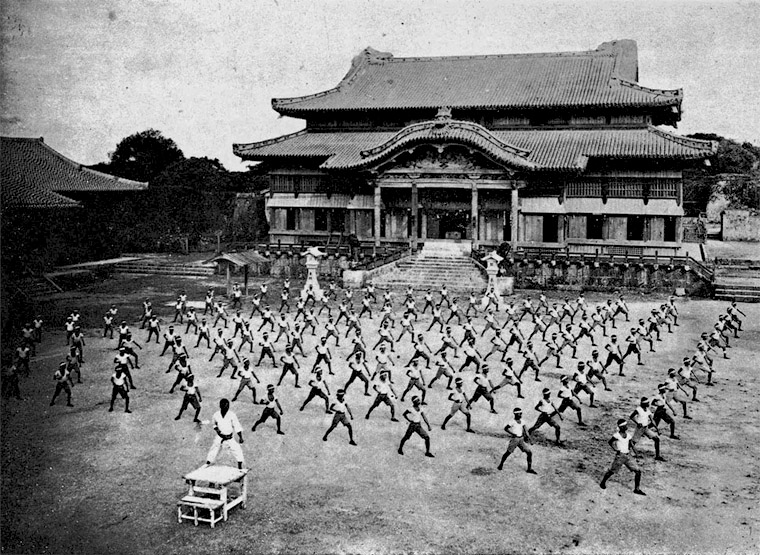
1,137 -> 147,194
272,42 -> 681,115
1,178 -> 82,209
233,126 -> 716,172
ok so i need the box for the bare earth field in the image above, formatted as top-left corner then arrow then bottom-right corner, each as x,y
2,275 -> 759,554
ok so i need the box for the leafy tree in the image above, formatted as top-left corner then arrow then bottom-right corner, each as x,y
103,129 -> 185,182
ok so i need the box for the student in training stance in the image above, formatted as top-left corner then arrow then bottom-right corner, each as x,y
14,344 -> 31,377
557,375 -> 586,426
323,318 -> 340,347
70,327 -> 86,363
398,396 -> 434,458
120,333 -> 142,370
194,318 -> 211,349
527,313 -> 550,342
664,369 -> 693,420
346,329 -> 367,361
497,408 -> 536,473
559,324 -> 578,359
540,333 -> 563,369
692,345 -> 714,386
373,323 -> 396,352
185,307 -> 199,335
467,366 -> 497,414
629,397 -> 666,461
396,313 -> 415,343
257,333 -> 277,368
400,360 -> 427,405
231,284 -> 243,310
249,294 -> 263,319
528,389 -> 563,445
438,284 -> 451,309
677,358 -> 701,400
231,311 -> 246,338
302,309 -> 318,337
373,345 -> 395,382
652,384 -> 681,440
140,299 -> 152,329
232,358 -> 260,402
427,305 -> 445,333
586,349 -> 610,391
458,339 -> 482,373
288,324 -> 306,357
403,296 -> 418,321
50,361 -> 74,407
445,298 -> 463,325
259,283 -> 268,303
103,312 -> 115,339
518,341 -> 542,382
599,418 -> 645,495
635,319 -> 656,353
214,302 -> 229,329
175,375 -> 202,422
145,315 -> 161,345
168,354 -> 192,394
312,338 -> 333,374
572,361 -> 597,408
604,334 -> 626,375
441,377 -> 473,432
277,348 -> 301,388
481,312 -> 500,339
435,327 -> 460,359
365,371 -> 399,421
426,352 -> 455,390
206,398 -> 245,469
422,290 -> 435,314
166,337 -> 189,373
217,339 -> 241,379
2,363 -> 23,401
345,309 -> 362,337
323,389 -> 357,445
622,328 -> 644,366
64,316 -> 75,346
492,357 -> 524,399
358,295 -> 373,319
408,333 -> 432,368
237,321 -> 255,353
172,296 -> 184,324
109,366 -> 131,413
204,289 -> 215,316
251,385 -> 285,435
160,326 -> 178,357
344,352 -> 371,396
575,315 -> 596,347
300,369 -> 332,413
279,289 -> 291,314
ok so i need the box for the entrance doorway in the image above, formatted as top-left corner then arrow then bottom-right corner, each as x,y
426,210 -> 471,240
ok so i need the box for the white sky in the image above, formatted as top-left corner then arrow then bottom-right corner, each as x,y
2,0 -> 759,171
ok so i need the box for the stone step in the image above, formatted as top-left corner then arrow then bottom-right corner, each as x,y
714,293 -> 760,303
113,263 -> 215,277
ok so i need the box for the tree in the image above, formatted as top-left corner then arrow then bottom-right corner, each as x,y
104,129 -> 185,182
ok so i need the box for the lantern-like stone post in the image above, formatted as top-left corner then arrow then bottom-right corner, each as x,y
301,246 -> 326,299
481,250 -> 513,307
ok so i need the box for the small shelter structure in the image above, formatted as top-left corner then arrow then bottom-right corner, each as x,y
208,249 -> 270,296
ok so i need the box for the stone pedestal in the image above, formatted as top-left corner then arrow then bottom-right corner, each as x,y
301,247 -> 326,299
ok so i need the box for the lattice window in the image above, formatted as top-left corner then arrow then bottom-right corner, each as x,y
608,180 -> 643,198
566,181 -> 602,197
649,179 -> 679,198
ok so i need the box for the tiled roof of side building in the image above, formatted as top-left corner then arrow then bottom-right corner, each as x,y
271,41 -> 682,114
233,127 -> 716,172
1,137 -> 148,193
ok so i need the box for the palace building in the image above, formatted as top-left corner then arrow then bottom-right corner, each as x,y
234,40 -> 715,256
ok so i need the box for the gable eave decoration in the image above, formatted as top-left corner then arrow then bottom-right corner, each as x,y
326,116 -> 549,172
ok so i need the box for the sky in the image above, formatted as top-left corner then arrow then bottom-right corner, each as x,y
2,0 -> 759,171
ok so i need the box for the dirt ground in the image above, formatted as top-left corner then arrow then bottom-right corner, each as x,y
2,275 -> 759,554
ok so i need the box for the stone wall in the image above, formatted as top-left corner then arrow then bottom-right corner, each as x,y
512,260 -> 712,297
721,209 -> 760,241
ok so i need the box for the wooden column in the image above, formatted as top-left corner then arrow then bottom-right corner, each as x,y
374,183 -> 382,248
511,187 -> 519,250
410,181 -> 419,250
471,182 -> 479,248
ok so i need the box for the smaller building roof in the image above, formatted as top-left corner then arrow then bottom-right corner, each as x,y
1,137 -> 147,193
208,249 -> 269,268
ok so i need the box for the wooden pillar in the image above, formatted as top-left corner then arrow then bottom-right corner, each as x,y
374,183 -> 382,248
471,183 -> 479,248
511,187 -> 519,250
226,263 -> 232,297
410,181 -> 418,250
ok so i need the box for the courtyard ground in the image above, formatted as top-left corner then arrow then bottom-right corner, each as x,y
1,274 -> 759,554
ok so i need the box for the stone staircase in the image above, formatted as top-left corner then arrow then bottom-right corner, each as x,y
714,258 -> 760,302
372,242 -> 488,292
112,258 -> 216,277
13,275 -> 62,300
